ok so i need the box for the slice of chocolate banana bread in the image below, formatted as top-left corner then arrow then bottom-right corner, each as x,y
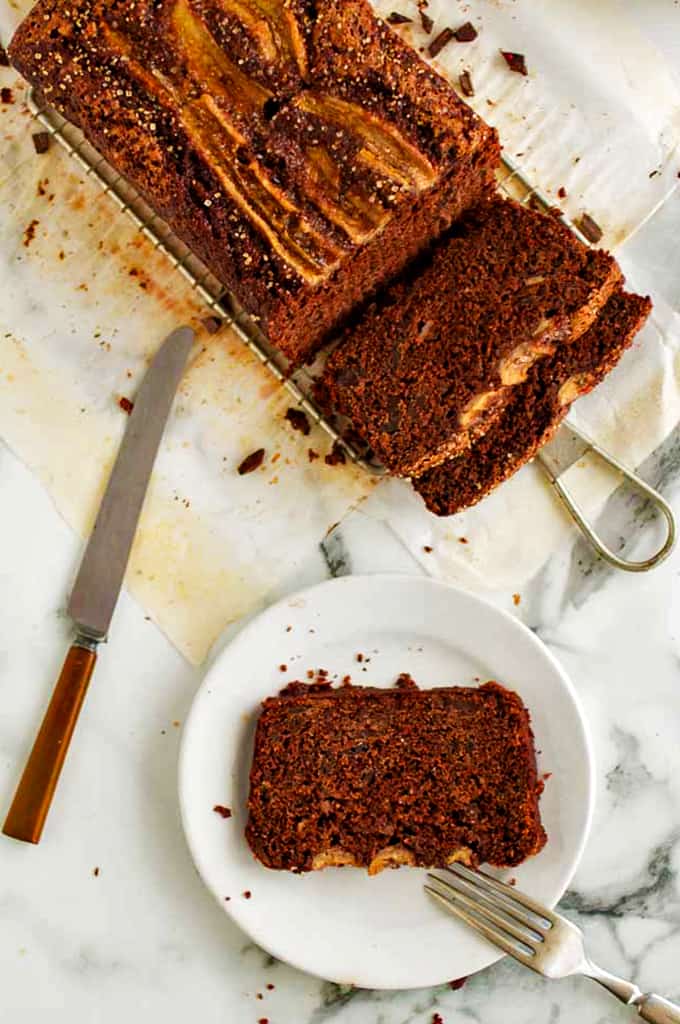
9,0 -> 499,365
413,289 -> 651,516
246,680 -> 546,873
322,196 -> 622,475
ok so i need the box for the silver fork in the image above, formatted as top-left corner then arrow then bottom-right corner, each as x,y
426,863 -> 680,1023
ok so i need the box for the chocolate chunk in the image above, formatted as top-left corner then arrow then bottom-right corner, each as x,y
285,407 -> 311,435
428,27 -> 456,58
238,448 -> 265,474
386,12 -> 412,24
308,448 -> 319,461
557,186 -> 567,199
1,86 -> 14,104
200,314 -> 222,334
576,212 -> 603,244
0,46 -> 9,67
453,22 -> 478,42
419,9 -> 434,33
32,132 -> 50,154
118,396 -> 134,415
459,70 -> 475,97
500,50 -> 528,75
449,977 -> 467,990
324,441 -> 347,466
213,804 -> 232,819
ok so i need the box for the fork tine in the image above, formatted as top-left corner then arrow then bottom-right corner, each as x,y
424,885 -> 536,968
441,865 -> 550,934
446,862 -> 555,927
427,874 -> 543,947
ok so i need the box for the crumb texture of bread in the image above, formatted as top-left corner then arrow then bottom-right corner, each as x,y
414,290 -> 652,516
246,681 -> 547,872
323,196 -> 623,476
9,0 -> 498,364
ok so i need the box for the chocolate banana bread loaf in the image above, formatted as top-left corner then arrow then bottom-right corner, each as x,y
413,289 -> 651,516
9,0 -> 499,365
322,196 -> 622,475
246,680 -> 546,873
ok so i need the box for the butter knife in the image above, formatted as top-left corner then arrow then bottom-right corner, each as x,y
3,325 -> 194,844
536,421 -> 675,572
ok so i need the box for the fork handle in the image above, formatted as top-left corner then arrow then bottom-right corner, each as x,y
635,994 -> 680,1024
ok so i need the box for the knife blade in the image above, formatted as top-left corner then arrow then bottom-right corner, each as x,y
68,325 -> 194,639
3,325 -> 194,844
535,422 -> 591,483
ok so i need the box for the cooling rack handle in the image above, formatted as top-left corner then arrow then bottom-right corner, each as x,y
537,425 -> 676,573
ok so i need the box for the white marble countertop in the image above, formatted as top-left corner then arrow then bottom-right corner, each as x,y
3,9 -> 680,1024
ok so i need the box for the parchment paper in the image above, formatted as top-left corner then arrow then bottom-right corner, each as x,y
1,0 -> 679,662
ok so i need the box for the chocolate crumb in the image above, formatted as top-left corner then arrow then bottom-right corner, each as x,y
118,396 -> 134,415
213,804 -> 232,819
432,1014 -> 444,1024
0,46 -> 9,67
238,448 -> 265,474
649,169 -> 659,178
266,984 -> 275,991
256,993 -> 263,1000
449,977 -> 467,990
225,896 -> 231,901
341,675 -> 352,685
23,219 -> 39,247
324,441 -> 346,466
279,664 -> 287,672
386,12 -> 412,24
243,890 -> 252,899
453,21 -> 478,42
1,86 -> 13,104
458,536 -> 468,544
423,545 -> 433,553
356,653 -> 364,663
32,132 -> 50,154
258,1019 -> 269,1024
576,212 -> 603,244
200,315 -> 222,334
500,50 -> 528,75
459,70 -> 474,97
93,867 -> 100,877
419,9 -> 434,33
396,672 -> 418,689
308,448 -> 319,462
285,407 -> 311,435
428,27 -> 455,58
512,593 -> 521,606
542,771 -> 552,781
557,186 -> 567,199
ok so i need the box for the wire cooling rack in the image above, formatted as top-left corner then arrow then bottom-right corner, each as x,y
24,90 -> 678,571
27,88 -> 590,473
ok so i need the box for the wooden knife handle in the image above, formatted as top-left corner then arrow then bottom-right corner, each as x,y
3,640 -> 97,844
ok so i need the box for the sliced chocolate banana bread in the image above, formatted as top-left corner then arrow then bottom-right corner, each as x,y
322,196 -> 622,475
246,680 -> 546,873
9,0 -> 499,365
413,289 -> 651,516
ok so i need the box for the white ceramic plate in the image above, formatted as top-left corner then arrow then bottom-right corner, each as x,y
179,574 -> 594,989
